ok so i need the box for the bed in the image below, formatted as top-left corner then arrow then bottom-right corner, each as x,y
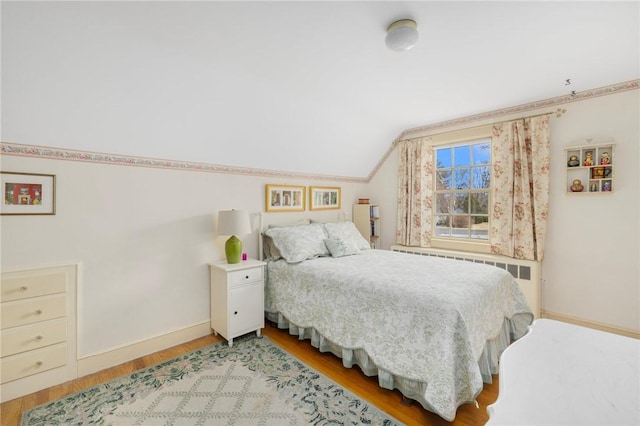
487,319 -> 640,425
261,220 -> 533,421
487,319 -> 640,426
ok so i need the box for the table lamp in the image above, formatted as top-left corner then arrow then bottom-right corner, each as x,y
217,209 -> 252,264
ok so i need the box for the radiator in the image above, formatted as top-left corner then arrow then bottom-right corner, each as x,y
390,245 -> 541,318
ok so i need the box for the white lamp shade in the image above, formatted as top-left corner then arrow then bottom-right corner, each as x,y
217,210 -> 251,236
385,19 -> 419,51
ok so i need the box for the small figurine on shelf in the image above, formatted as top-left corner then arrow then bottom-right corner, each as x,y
567,155 -> 580,167
590,182 -> 598,192
583,151 -> 594,166
602,181 -> 612,192
600,152 -> 611,165
570,179 -> 584,192
591,167 -> 605,179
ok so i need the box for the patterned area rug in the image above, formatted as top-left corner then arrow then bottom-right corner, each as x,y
20,335 -> 401,425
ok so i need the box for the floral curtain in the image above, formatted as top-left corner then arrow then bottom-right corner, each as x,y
490,115 -> 550,260
396,137 -> 433,247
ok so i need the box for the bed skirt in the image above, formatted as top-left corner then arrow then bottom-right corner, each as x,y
265,310 -> 531,420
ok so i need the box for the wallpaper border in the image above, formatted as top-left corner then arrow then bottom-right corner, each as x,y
1,80 -> 637,184
0,143 -> 367,184
400,79 -> 639,139
367,79 -> 639,180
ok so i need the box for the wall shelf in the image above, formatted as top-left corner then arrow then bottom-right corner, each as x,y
565,142 -> 615,194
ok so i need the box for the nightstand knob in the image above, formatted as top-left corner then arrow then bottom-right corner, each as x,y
36,361 -> 43,367
35,309 -> 43,315
245,275 -> 249,279
234,311 -> 238,315
20,286 -> 28,291
36,335 -> 43,341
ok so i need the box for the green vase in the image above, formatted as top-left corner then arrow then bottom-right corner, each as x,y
225,235 -> 242,264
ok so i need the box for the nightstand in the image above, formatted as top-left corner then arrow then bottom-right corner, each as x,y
208,259 -> 266,347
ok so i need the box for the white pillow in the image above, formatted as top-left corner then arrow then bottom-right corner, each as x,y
263,223 -> 329,263
322,221 -> 371,251
324,238 -> 360,258
262,235 -> 282,260
262,219 -> 311,260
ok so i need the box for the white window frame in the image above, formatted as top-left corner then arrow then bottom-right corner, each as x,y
428,125 -> 493,254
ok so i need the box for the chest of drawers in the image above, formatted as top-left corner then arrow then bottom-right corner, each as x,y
1,264 -> 77,402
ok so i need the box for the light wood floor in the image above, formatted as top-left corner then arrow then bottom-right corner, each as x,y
1,322 -> 498,425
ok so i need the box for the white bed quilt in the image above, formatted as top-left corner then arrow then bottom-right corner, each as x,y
265,249 -> 532,421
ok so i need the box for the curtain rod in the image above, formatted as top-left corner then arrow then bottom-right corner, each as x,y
499,109 -> 565,124
488,110 -> 560,129
499,110 -> 556,122
398,108 -> 565,143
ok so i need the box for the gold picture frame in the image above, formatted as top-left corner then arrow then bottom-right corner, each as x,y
265,184 -> 306,212
309,186 -> 341,210
1,171 -> 56,215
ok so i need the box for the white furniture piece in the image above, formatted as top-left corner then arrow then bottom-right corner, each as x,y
353,203 -> 380,248
209,258 -> 265,347
0,264 -> 78,403
487,319 -> 640,425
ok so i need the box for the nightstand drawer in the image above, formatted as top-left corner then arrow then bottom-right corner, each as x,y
1,270 -> 67,302
1,294 -> 66,329
228,267 -> 263,286
1,343 -> 67,384
1,318 -> 67,357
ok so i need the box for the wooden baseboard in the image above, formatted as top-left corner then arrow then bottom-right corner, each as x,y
77,321 -> 212,377
541,311 -> 639,339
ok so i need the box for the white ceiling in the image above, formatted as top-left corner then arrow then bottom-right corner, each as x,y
2,1 -> 639,178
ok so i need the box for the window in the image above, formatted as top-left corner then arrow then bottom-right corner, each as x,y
433,138 -> 491,241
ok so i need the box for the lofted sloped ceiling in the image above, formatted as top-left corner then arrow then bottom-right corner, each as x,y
2,1 -> 639,178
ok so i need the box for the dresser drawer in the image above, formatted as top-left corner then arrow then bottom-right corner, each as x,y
1,318 -> 67,357
229,267 -> 263,286
0,343 -> 67,384
1,294 -> 66,330
1,270 -> 67,302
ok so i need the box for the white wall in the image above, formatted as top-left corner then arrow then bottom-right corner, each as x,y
544,91 -> 639,331
2,93 -> 637,367
1,4 -> 636,393
0,155 -> 367,357
369,89 -> 640,333
2,93 -> 637,371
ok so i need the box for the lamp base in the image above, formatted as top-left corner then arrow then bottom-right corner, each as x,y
225,235 -> 242,264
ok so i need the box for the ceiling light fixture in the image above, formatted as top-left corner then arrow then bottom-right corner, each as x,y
385,19 -> 419,52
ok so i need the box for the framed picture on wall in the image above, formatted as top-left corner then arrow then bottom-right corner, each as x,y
265,184 -> 306,212
1,172 -> 56,215
309,186 -> 341,210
